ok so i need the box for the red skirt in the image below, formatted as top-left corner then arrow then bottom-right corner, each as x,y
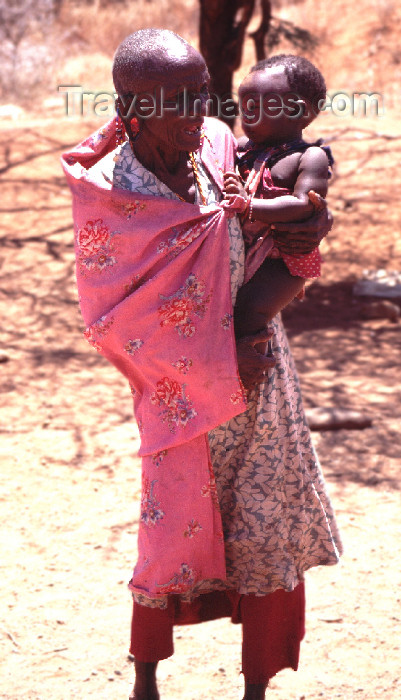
130,583 -> 305,684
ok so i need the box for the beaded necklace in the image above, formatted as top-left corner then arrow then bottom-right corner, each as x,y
127,135 -> 207,206
164,152 -> 207,206
188,151 -> 207,206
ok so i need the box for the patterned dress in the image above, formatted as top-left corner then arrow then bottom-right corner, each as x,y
112,139 -> 342,608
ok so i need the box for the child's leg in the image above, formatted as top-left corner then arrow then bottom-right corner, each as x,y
256,257 -> 305,320
234,258 -> 304,353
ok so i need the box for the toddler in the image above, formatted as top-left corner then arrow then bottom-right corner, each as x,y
224,54 -> 333,346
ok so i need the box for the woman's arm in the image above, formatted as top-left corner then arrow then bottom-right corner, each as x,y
272,190 -> 333,255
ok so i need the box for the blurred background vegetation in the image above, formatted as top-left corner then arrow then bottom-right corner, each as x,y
0,0 -> 399,119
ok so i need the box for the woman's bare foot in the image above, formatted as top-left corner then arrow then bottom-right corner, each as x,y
129,660 -> 160,700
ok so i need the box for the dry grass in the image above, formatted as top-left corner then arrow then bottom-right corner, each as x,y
285,0 -> 401,92
57,0 -> 199,56
1,0 -> 199,105
1,0 -> 400,121
54,0 -> 199,95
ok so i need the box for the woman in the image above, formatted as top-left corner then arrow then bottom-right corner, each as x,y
62,29 -> 342,700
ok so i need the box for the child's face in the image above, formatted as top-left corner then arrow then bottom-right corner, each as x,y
239,66 -> 308,145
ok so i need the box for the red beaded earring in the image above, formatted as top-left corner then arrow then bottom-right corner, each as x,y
130,116 -> 140,140
115,105 -> 125,146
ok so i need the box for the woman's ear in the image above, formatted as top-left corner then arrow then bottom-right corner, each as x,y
116,93 -> 136,119
115,95 -> 125,116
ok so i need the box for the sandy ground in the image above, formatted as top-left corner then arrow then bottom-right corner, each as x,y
0,109 -> 400,700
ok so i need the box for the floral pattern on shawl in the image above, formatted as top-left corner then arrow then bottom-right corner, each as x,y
171,357 -> 193,374
184,519 -> 203,538
113,140 -> 245,308
84,314 -> 114,351
76,218 -> 120,273
66,118 -> 342,610
201,458 -> 220,511
62,118 -> 250,604
221,312 -> 233,330
121,200 -> 146,219
158,220 -> 211,258
124,338 -> 144,355
157,563 -> 197,594
141,478 -> 165,527
151,449 -> 168,466
150,377 -> 197,433
158,273 -> 212,338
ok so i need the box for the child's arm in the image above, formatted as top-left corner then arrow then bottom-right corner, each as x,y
250,147 -> 329,223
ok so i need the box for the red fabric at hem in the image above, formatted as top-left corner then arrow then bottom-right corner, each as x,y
239,584 -> 305,684
130,584 -> 305,682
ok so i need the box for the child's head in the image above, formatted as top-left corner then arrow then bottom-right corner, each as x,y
239,54 -> 326,145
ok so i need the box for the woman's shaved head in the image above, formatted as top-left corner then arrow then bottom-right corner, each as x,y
112,29 -> 198,97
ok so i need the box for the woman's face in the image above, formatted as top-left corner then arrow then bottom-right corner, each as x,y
132,48 -> 210,153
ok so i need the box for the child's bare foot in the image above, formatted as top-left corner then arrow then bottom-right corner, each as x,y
129,660 -> 160,700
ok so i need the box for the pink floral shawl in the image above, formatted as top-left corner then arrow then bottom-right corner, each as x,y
61,117 -> 248,599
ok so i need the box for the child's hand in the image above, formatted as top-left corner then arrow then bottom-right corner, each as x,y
222,171 -> 249,214
223,171 -> 247,199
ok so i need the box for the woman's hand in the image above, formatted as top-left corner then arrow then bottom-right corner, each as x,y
271,190 -> 333,255
236,328 -> 276,391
